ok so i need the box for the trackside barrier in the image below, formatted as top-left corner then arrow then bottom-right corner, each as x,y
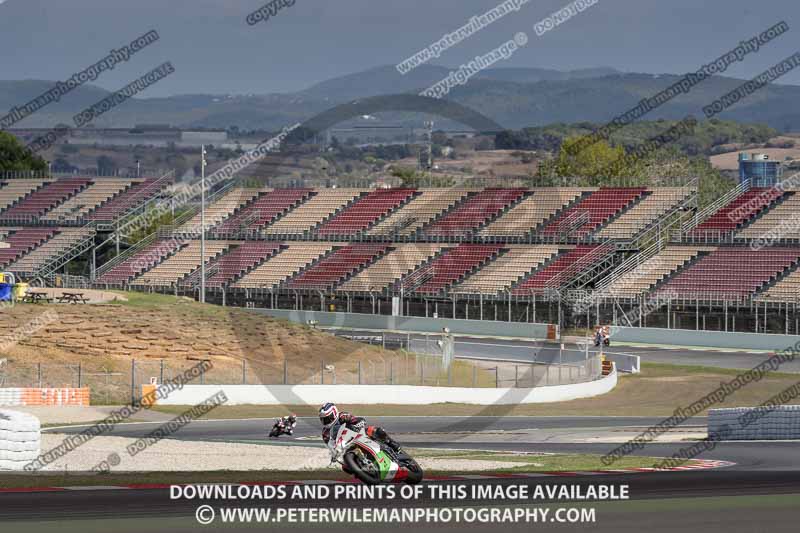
609,326 -> 800,351
709,406 -> 800,440
145,366 -> 617,406
256,310 -> 554,340
0,388 -> 90,406
602,352 -> 641,373
0,409 -> 41,471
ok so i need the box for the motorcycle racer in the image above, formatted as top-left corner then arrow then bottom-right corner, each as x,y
319,402 -> 402,453
270,414 -> 297,436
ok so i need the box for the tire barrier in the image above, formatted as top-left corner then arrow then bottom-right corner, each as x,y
708,405 -> 800,440
0,387 -> 90,406
0,409 -> 41,471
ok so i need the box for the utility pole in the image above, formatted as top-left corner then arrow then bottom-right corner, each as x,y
200,145 -> 207,303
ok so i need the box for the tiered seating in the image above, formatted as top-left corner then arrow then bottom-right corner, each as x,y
737,193 -> 800,240
541,188 -> 647,238
480,188 -> 588,237
338,244 -> 448,292
0,177 -> 90,222
286,243 -> 390,290
604,246 -> 715,297
597,188 -> 690,239
6,228 -> 93,275
204,242 -> 282,288
95,238 -> 186,285
214,188 -> 312,235
421,188 -> 528,237
232,243 -> 336,289
315,189 -> 416,236
180,188 -> 262,233
86,178 -> 165,222
367,189 -> 474,237
132,240 -> 232,287
409,244 -> 503,295
689,188 -> 786,238
655,247 -> 800,300
264,189 -> 362,235
511,245 -> 599,295
757,268 -> 800,302
0,180 -> 48,212
41,179 -> 133,223
0,228 -> 57,268
452,246 -> 561,295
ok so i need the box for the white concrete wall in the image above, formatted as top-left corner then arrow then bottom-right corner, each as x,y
0,409 -> 40,471
155,368 -> 617,406
709,405 -> 800,440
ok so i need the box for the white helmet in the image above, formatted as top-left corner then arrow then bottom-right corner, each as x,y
319,402 -> 338,428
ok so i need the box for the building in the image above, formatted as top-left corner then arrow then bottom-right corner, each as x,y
739,153 -> 783,187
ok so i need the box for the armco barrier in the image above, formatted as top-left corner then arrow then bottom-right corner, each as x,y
0,388 -> 90,406
610,326 -> 800,351
255,310 -> 552,340
709,405 -> 800,440
603,352 -> 640,373
148,366 -> 616,406
0,409 -> 41,471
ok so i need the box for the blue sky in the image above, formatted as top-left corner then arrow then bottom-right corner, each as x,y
0,0 -> 798,96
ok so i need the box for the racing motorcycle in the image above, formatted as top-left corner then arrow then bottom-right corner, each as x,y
327,422 -> 423,485
268,419 -> 293,438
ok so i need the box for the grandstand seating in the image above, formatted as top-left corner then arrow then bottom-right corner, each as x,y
737,193 -> 800,241
132,240 -> 232,287
5,228 -> 94,275
264,189 -> 362,235
689,187 -> 786,238
180,188 -> 262,234
86,178 -> 165,222
480,188 -> 588,237
0,228 -> 57,268
407,243 -> 503,295
367,189 -> 474,237
452,246 -> 561,295
41,179 -> 133,223
232,243 -> 336,289
0,177 -> 90,222
95,238 -> 187,285
655,247 -> 800,300
597,188 -> 691,239
315,189 -> 416,236
338,244 -> 448,292
541,188 -> 647,238
420,188 -> 528,237
757,268 -> 800,302
0,180 -> 49,212
603,246 -> 715,297
201,242 -> 283,288
511,245 -> 599,295
286,243 -> 390,290
214,188 -> 312,235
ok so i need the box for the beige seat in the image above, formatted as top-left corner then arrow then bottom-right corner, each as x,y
0,180 -> 49,212
604,246 -> 716,297
597,188 -> 691,239
452,246 -> 561,295
264,189 -> 362,235
6,228 -> 94,274
738,194 -> 800,240
132,240 -> 233,287
338,244 -> 448,291
180,187 -> 263,233
42,179 -> 133,222
368,189 -> 475,236
232,243 -> 336,288
480,188 -> 589,236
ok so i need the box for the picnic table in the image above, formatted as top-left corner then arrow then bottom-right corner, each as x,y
57,291 -> 89,304
22,290 -> 53,304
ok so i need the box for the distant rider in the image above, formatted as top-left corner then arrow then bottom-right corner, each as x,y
274,414 -> 297,436
319,402 -> 401,455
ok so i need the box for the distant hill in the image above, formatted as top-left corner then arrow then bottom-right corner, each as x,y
2,66 -> 800,132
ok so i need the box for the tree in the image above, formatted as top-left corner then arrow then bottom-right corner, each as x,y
536,137 -> 641,185
0,131 -> 47,172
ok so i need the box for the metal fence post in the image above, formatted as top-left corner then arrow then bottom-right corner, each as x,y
321,359 -> 324,385
77,362 -> 82,389
37,362 -> 42,388
514,365 -> 518,388
242,359 -> 246,385
160,359 -> 165,385
420,360 -> 425,385
390,361 -> 394,385
283,358 -> 288,385
472,365 -> 477,387
130,359 -> 136,405
358,361 -> 362,385
200,362 -> 206,385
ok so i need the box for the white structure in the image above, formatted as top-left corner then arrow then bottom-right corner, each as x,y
0,409 -> 40,471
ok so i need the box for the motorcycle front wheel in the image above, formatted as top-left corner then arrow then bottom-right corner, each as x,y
343,450 -> 382,485
401,457 -> 424,485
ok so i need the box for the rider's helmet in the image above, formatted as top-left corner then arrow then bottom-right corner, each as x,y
319,402 -> 338,429
288,414 -> 297,423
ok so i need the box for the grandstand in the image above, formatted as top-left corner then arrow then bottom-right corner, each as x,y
6,178 -> 800,334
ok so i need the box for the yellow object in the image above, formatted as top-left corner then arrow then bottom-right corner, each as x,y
13,282 -> 29,301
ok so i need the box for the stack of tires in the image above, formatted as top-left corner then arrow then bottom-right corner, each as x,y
0,409 -> 41,471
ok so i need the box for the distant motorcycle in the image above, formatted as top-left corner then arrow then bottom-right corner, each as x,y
269,418 -> 295,438
594,331 -> 610,347
327,422 -> 423,485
